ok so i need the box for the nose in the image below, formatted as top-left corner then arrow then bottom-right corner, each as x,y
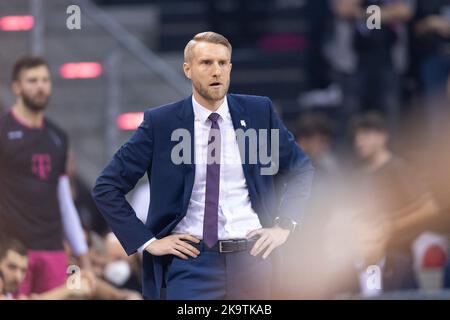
14,270 -> 25,284
36,78 -> 49,90
212,62 -> 222,77
38,80 -> 47,89
35,83 -> 44,93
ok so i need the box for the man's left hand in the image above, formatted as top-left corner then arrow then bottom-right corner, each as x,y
246,226 -> 291,259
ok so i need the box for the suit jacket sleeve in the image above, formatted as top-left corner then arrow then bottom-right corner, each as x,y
266,97 -> 315,223
92,110 -> 154,255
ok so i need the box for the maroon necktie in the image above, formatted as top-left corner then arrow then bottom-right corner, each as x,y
203,113 -> 221,248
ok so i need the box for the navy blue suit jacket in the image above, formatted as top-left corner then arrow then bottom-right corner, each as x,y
92,94 -> 314,299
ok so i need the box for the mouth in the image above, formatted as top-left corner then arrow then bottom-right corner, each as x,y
35,93 -> 47,100
209,82 -> 222,88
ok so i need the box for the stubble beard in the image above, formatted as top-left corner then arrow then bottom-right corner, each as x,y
21,91 -> 49,112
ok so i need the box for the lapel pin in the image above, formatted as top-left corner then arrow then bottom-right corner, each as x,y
240,120 -> 246,127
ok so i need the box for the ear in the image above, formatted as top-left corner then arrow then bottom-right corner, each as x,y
11,81 -> 20,96
183,62 -> 191,80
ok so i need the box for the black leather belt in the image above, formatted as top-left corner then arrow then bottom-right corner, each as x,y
189,238 -> 258,253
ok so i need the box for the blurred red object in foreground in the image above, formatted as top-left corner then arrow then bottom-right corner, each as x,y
422,245 -> 447,269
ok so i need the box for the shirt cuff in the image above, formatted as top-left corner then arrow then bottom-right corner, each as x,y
138,237 -> 157,253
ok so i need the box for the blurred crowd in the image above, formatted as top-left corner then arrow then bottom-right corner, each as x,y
279,110 -> 450,298
281,0 -> 450,298
0,156 -> 144,300
301,0 -> 450,135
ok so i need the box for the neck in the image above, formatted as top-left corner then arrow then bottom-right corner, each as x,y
12,101 -> 44,128
366,149 -> 392,172
193,91 -> 224,111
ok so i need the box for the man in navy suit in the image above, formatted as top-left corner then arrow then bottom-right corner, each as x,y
92,32 -> 314,300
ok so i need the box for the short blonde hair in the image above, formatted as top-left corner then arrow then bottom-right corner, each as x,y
184,31 -> 232,63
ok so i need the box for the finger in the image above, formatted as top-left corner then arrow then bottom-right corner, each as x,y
262,244 -> 276,259
250,233 -> 267,255
250,234 -> 265,255
253,235 -> 272,257
247,228 -> 264,239
250,234 -> 269,256
171,248 -> 188,260
174,243 -> 198,258
178,234 -> 201,243
176,241 -> 201,256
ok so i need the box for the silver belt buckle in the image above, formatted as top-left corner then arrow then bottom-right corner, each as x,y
219,240 -> 233,253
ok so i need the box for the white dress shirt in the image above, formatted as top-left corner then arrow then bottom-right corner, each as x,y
172,95 -> 262,239
139,96 -> 262,252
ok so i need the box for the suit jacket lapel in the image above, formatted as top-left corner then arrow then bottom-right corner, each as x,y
177,94 -> 259,213
177,96 -> 196,210
227,94 -> 258,204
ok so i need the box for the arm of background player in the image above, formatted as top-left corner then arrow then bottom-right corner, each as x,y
390,192 -> 441,234
58,174 -> 91,270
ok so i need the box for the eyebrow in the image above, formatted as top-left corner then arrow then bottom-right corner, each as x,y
199,58 -> 229,63
26,76 -> 49,80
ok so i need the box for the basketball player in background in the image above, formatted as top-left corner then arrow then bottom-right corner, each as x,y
0,56 -> 90,295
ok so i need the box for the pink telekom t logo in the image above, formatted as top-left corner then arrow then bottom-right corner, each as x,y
31,154 -> 52,181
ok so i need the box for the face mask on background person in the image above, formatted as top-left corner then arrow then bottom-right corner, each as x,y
104,260 -> 131,287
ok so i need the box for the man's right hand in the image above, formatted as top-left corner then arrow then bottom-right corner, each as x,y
145,234 -> 201,259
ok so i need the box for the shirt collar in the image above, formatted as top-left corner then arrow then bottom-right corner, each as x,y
192,95 -> 229,123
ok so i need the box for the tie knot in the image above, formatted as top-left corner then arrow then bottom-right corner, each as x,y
208,113 -> 220,123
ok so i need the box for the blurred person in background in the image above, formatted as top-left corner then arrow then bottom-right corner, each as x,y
295,112 -> 339,176
407,76 -> 450,286
102,233 -> 142,293
0,236 -> 140,300
322,115 -> 432,298
0,237 -> 28,299
332,0 -> 413,134
0,236 -> 95,300
0,56 -> 90,296
350,112 -> 440,257
329,214 -> 417,298
63,226 -> 143,299
414,0 -> 450,134
84,229 -> 109,279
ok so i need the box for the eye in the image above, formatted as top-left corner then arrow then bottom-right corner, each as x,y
8,264 -> 17,271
